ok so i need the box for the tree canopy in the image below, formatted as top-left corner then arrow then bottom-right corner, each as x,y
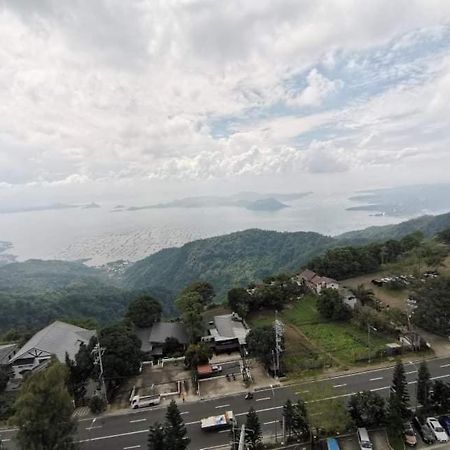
348,391 -> 386,428
317,288 -> 351,321
246,325 -> 276,369
126,295 -> 162,328
180,281 -> 215,306
184,343 -> 212,370
11,361 -> 77,450
176,292 -> 204,343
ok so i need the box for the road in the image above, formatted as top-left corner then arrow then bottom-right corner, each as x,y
2,356 -> 450,450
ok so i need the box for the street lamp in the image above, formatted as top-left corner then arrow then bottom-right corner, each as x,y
367,324 -> 377,364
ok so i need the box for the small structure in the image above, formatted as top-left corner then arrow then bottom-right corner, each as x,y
400,331 -> 424,352
197,364 -> 214,378
10,321 -> 95,380
202,313 -> 250,353
136,321 -> 189,357
341,288 -> 361,310
0,343 -> 18,367
298,269 -> 340,294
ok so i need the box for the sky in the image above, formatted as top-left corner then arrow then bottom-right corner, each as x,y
1,0 -> 450,205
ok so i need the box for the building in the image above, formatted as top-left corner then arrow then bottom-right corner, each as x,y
136,321 -> 189,357
341,288 -> 361,310
298,269 -> 340,294
202,313 -> 250,353
0,343 -> 18,367
10,321 -> 95,380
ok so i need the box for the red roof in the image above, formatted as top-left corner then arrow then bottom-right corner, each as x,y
197,364 -> 213,375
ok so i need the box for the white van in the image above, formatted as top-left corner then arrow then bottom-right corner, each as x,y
130,394 -> 161,409
357,427 -> 373,450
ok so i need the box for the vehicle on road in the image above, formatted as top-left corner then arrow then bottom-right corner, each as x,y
403,422 -> 417,446
245,392 -> 253,400
357,427 -> 373,450
426,417 -> 448,443
439,416 -> 450,435
130,394 -> 161,409
412,416 -> 435,444
201,410 -> 236,431
211,364 -> 222,373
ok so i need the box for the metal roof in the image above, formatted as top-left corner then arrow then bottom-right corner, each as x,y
10,321 -> 95,364
212,314 -> 249,345
0,343 -> 17,365
148,322 -> 189,345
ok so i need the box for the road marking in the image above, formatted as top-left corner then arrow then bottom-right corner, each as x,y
406,370 -> 417,374
264,420 -> 278,425
218,429 -> 230,433
180,411 -> 189,415
86,425 -> 102,430
431,374 -> 450,381
185,420 -> 201,426
296,390 -> 309,394
124,446 -> 141,450
333,383 -> 347,388
215,404 -> 230,409
1,440 -> 10,443
199,445 -> 230,450
78,429 -> 148,443
441,363 -> 450,368
370,386 -> 390,392
130,418 -> 147,423
369,377 -> 383,381
256,397 -> 271,402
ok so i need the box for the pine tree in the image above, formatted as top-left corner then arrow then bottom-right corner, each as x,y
148,422 -> 165,450
11,361 -> 77,450
283,399 -> 295,441
245,407 -> 262,449
164,400 -> 190,450
417,361 -> 431,410
291,399 -> 309,441
387,393 -> 404,435
391,361 -> 410,419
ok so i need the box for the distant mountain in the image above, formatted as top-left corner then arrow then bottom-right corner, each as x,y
127,191 -> 310,211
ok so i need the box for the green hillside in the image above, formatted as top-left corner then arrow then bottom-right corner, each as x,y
123,229 -> 335,298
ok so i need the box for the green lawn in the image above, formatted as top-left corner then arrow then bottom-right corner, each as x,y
282,295 -> 390,366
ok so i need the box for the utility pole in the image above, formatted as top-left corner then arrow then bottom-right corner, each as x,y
274,310 -> 284,379
238,424 -> 246,450
367,324 -> 377,364
92,335 -> 107,403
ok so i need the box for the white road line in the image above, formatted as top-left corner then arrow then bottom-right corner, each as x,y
85,425 -> 102,430
264,420 -> 278,425
441,363 -> 450,368
199,445 -> 230,450
218,429 -> 230,433
185,420 -> 201,426
406,370 -> 417,374
180,411 -> 189,415
256,397 -> 271,402
431,374 -> 450,381
215,404 -> 230,409
77,429 -> 148,443
295,390 -> 309,394
370,386 -> 390,392
130,418 -> 147,423
124,446 -> 141,450
333,383 -> 347,388
369,377 -> 383,381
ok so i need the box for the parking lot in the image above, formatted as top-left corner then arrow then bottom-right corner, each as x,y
338,430 -> 390,450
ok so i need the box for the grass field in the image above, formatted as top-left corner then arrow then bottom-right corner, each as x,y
282,295 -> 390,366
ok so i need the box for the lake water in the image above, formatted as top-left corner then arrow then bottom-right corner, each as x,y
0,192 -> 404,265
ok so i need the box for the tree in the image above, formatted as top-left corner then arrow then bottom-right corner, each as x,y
97,324 -> 142,393
228,287 -> 251,317
417,361 -> 431,410
0,367 -> 9,394
352,284 -> 376,307
11,361 -> 77,450
391,361 -> 410,419
181,282 -> 215,306
184,343 -> 213,370
283,399 -> 309,442
413,277 -> 450,336
430,380 -> 450,414
245,407 -> 262,449
163,337 -> 183,356
176,292 -> 204,343
148,422 -> 165,450
348,391 -> 386,428
164,400 -> 190,450
438,227 -> 450,245
387,392 -> 404,435
89,395 -> 106,414
126,295 -> 162,328
317,289 -> 351,321
246,325 -> 276,369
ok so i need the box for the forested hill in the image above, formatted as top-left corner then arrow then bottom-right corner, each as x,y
336,211 -> 450,244
123,229 -> 335,298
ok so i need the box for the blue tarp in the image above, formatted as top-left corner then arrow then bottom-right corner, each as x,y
327,438 -> 340,450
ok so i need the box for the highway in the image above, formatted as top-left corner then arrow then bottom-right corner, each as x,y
2,356 -> 450,450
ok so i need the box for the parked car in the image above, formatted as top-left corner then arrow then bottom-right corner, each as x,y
426,417 -> 449,443
412,416 -> 435,444
211,364 -> 222,373
403,422 -> 417,447
439,416 -> 450,435
357,427 -> 373,450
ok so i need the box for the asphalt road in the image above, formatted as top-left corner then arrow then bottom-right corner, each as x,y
2,356 -> 450,450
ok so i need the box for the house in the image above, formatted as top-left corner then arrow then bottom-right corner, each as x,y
10,321 -> 95,380
341,288 -> 361,310
202,313 -> 250,353
298,269 -> 340,294
0,343 -> 18,367
135,321 -> 189,357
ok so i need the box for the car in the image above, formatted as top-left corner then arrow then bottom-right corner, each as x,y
357,427 -> 373,450
439,416 -> 450,435
211,364 -> 222,373
412,416 -> 435,444
426,417 -> 449,443
403,422 -> 417,447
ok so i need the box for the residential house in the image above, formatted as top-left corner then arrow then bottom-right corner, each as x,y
10,321 -> 95,380
202,313 -> 250,353
0,343 -> 18,367
135,321 -> 189,358
298,269 -> 340,294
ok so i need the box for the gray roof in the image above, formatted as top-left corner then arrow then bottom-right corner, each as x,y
134,327 -> 152,353
0,343 -> 18,365
148,322 -> 189,345
213,314 -> 249,345
11,321 -> 95,364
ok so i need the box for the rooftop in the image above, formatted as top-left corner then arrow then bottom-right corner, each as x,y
211,314 -> 249,345
148,322 -> 189,345
0,343 -> 18,364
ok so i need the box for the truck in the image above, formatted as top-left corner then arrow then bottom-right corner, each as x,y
130,394 -> 161,409
200,410 -> 236,431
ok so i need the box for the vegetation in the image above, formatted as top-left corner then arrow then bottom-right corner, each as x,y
246,325 -> 277,370
126,295 -> 162,328
348,391 -> 386,428
413,276 -> 450,336
245,407 -> 263,449
176,291 -> 204,342
417,361 -> 431,410
11,361 -> 77,450
438,226 -> 450,245
282,399 -> 309,442
180,281 -> 215,306
388,361 -> 410,428
0,367 -> 9,393
88,395 -> 107,414
317,288 -> 351,321
184,343 -> 213,370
